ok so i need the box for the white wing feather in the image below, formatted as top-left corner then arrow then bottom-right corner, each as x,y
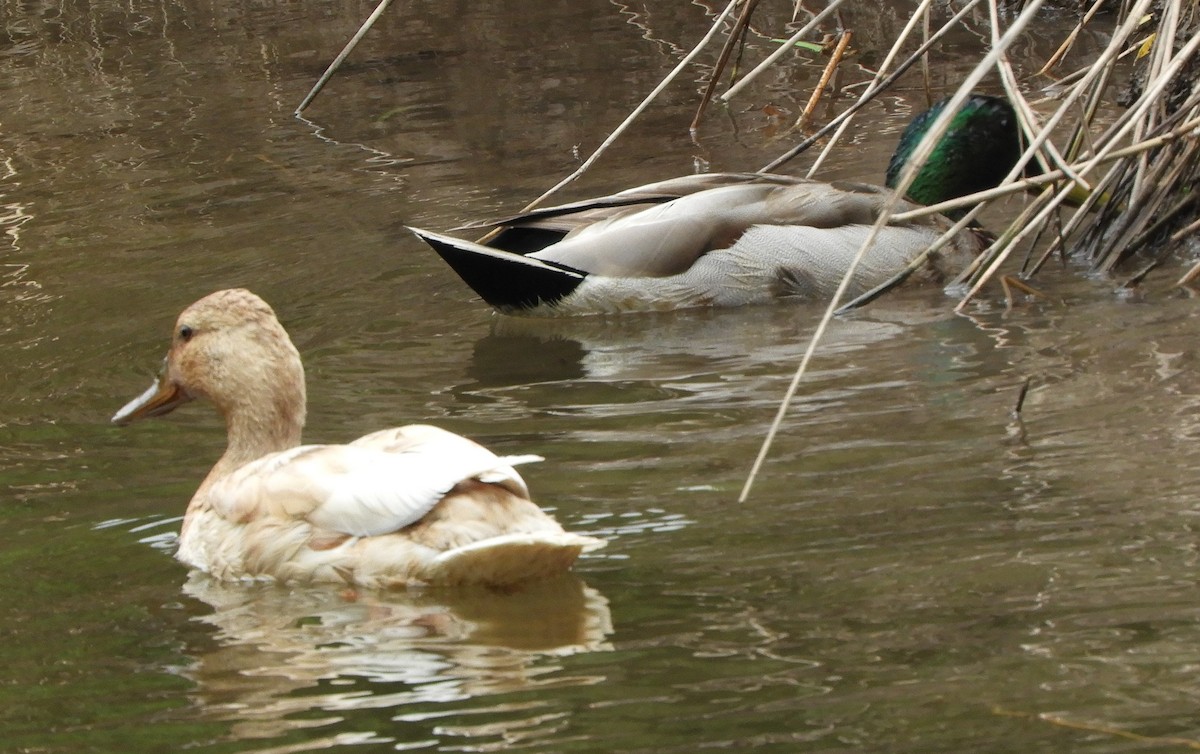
206,427 -> 543,538
350,424 -> 539,498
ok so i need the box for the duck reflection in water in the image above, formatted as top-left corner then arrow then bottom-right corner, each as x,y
178,573 -> 612,743
462,302 -> 944,389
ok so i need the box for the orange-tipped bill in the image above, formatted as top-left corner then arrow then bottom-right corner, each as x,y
112,361 -> 192,425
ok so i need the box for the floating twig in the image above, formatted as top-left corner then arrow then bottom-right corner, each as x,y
993,707 -> 1200,749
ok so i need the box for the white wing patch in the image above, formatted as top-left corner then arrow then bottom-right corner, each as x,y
349,424 -> 539,498
205,426 -> 543,538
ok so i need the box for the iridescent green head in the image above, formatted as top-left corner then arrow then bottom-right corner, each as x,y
885,94 -> 1025,216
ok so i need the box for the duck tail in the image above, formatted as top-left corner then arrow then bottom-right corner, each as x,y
408,227 -> 586,313
495,454 -> 544,467
429,532 -> 606,587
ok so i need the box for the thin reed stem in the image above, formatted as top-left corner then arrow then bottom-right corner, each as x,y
296,0 -> 396,114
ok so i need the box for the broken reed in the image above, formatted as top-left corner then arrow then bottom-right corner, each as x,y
730,0 -> 1200,300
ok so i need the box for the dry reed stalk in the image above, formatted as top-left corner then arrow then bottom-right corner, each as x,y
296,0 -> 396,114
1011,377 -> 1033,418
1036,0 -> 1111,76
792,31 -> 853,132
1170,215 -> 1200,244
740,0 -> 1052,502
744,0 -> 1200,497
950,0 -> 1158,303
1173,250 -> 1200,289
1099,138 -> 1197,274
507,0 -> 741,219
372,0 -> 1199,494
944,0 -> 1200,305
718,0 -> 850,103
653,0 -> 1200,498
1058,18 -> 1200,277
805,0 -> 937,175
759,0 -> 985,173
690,0 -> 761,134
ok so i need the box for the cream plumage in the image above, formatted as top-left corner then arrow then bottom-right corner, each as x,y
112,289 -> 603,588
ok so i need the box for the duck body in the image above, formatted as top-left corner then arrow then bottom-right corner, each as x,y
113,289 -> 603,589
176,425 -> 593,588
410,94 -> 1020,317
412,175 -> 982,315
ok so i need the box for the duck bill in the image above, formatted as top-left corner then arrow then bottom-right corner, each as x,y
112,363 -> 192,426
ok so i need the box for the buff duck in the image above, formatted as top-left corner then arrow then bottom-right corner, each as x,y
112,289 -> 604,588
410,94 -> 1026,316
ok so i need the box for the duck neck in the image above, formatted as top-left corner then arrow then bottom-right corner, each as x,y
204,379 -> 308,485
229,401 -> 304,463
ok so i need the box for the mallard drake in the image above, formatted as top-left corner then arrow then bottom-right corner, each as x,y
112,289 -> 604,588
410,94 -> 1023,316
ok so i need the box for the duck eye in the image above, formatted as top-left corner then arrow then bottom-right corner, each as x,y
178,325 -> 195,342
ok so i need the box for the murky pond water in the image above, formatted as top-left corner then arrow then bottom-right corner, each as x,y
3,0 -> 1200,751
